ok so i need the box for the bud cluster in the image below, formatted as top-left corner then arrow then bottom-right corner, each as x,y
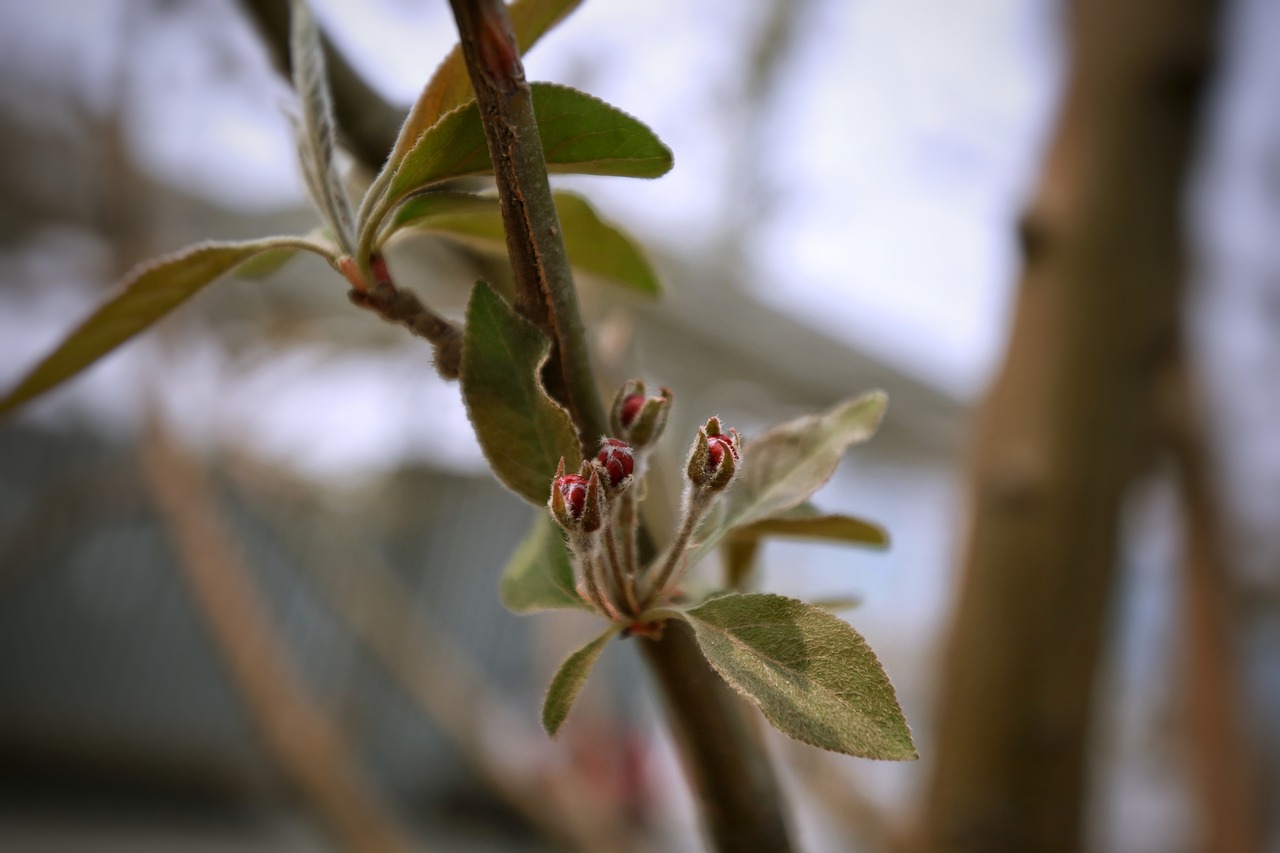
547,379 -> 744,624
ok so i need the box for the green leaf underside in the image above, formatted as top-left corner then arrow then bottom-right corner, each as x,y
386,190 -> 660,295
542,626 -> 618,736
734,510 -> 889,549
689,391 -> 888,564
459,281 -> 580,505
290,0 -> 355,252
377,83 -> 672,232
0,238 -> 332,416
684,593 -> 916,760
501,516 -> 589,613
383,0 -> 583,182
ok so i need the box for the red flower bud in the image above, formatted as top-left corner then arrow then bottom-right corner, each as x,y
609,380 -> 673,448
707,434 -> 737,472
557,474 -> 589,519
597,438 -> 635,488
687,418 -> 740,492
619,393 -> 646,429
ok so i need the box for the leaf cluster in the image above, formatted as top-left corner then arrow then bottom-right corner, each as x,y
512,391 -> 916,761
0,0 -> 669,415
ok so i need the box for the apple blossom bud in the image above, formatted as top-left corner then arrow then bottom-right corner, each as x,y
596,438 -> 635,489
686,417 -> 740,492
549,458 -> 604,533
609,380 -> 673,448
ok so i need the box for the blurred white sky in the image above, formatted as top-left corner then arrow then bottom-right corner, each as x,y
5,0 -> 1276,508
4,0 -> 1061,395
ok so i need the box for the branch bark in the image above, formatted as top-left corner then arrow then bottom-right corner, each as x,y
917,0 -> 1221,849
446,0 -> 607,456
639,621 -> 793,852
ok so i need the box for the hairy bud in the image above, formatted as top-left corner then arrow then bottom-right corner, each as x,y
609,380 -> 673,448
596,438 -> 635,490
549,458 -> 604,533
686,417 -> 740,492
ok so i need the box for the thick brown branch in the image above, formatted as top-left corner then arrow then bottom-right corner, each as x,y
917,0 -> 1221,849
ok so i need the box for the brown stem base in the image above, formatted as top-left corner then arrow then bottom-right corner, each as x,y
638,620 -> 793,853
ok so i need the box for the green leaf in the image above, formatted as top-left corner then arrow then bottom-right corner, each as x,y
811,596 -> 864,612
734,503 -> 889,549
460,280 -> 581,505
690,391 -> 888,562
290,0 -> 356,253
235,228 -> 337,280
0,238 -> 334,416
365,84 -> 673,242
385,190 -> 660,295
380,0 -> 583,189
501,516 -> 590,613
683,593 -> 916,760
542,626 -> 618,737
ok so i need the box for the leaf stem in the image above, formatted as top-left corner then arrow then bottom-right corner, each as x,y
446,0 -> 608,458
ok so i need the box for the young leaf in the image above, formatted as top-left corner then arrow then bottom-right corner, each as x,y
734,503 -> 889,549
389,0 -> 583,173
542,625 -> 619,737
364,83 -> 673,244
501,516 -> 590,613
683,593 -> 916,760
235,228 -> 338,280
0,238 -> 334,415
386,190 -> 660,295
459,280 -> 581,505
290,0 -> 356,253
689,391 -> 888,563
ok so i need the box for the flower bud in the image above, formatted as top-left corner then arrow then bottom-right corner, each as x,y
596,438 -> 635,490
549,458 -> 604,533
686,417 -> 740,492
609,380 -> 673,448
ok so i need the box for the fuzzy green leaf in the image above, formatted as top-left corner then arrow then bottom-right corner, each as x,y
460,280 -> 581,505
690,391 -> 888,563
0,238 -> 334,416
542,626 -> 618,736
683,592 -> 915,760
501,517 -> 589,613
735,503 -> 889,549
386,190 -> 659,295
367,83 -> 672,241
381,0 -> 583,187
290,0 -> 356,253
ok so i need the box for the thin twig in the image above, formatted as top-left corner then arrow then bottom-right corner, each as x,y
139,419 -> 410,852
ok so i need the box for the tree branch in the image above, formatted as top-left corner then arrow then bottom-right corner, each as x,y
446,0 -> 607,457
445,2 -> 793,849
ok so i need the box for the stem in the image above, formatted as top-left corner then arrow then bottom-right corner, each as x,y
639,620 -> 793,852
646,488 -> 714,604
603,517 -> 639,617
446,3 -> 794,848
447,0 -> 607,458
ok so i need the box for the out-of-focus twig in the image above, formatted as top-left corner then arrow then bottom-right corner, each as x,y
917,0 -> 1221,848
225,456 -> 648,852
139,420 -> 412,852
1159,350 -> 1262,853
